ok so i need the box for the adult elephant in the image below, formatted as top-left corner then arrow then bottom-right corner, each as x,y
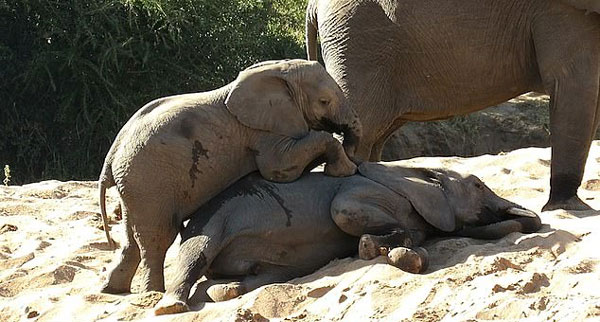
306,0 -> 600,211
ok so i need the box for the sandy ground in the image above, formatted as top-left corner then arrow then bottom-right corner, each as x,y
1,142 -> 599,321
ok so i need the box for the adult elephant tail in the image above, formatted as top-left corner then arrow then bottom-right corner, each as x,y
98,162 -> 116,250
306,0 -> 319,61
562,0 -> 600,13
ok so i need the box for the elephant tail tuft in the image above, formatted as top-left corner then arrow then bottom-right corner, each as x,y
306,0 -> 319,61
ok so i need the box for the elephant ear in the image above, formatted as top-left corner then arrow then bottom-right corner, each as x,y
225,63 -> 309,139
358,162 -> 456,232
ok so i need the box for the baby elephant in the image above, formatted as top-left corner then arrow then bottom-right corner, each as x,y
98,59 -> 362,294
154,162 -> 542,314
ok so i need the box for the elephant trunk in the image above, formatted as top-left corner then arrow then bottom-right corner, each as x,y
306,0 -> 319,60
328,105 -> 363,161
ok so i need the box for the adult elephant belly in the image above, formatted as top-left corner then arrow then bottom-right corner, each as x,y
336,0 -> 542,131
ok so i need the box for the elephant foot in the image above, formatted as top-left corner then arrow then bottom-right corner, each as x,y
100,282 -> 130,294
207,282 -> 245,302
358,231 -> 414,260
387,247 -> 429,274
154,294 -> 189,315
542,195 -> 593,212
324,157 -> 357,177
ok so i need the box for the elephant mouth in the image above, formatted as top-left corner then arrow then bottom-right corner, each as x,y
315,117 -> 339,133
505,207 -> 538,218
317,118 -> 354,141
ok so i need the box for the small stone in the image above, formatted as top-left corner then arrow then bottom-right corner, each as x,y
27,311 -> 39,319
0,224 -> 17,234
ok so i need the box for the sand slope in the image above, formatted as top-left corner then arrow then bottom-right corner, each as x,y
1,142 -> 599,321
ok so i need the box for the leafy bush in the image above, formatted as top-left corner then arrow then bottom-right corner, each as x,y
0,0 -> 306,183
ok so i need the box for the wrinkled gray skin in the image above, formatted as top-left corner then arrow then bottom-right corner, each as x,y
153,162 -> 541,315
306,0 -> 600,211
98,59 -> 363,294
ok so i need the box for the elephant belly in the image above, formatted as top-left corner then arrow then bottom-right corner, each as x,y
326,0 -> 545,122
208,230 -> 357,278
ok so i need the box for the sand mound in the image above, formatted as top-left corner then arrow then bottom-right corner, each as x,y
1,143 -> 599,321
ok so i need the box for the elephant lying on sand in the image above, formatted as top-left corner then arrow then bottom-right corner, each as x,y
306,0 -> 600,211
98,59 -> 362,294
153,162 -> 542,315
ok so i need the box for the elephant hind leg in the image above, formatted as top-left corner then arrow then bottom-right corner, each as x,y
135,224 -> 178,293
101,204 -> 141,294
540,62 -> 599,211
155,216 -> 230,315
534,12 -> 600,211
128,202 -> 179,293
154,237 -> 210,315
206,266 -> 296,302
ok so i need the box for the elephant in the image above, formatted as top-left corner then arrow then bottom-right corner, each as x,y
305,0 -> 600,211
97,59 -> 363,294
153,162 -> 542,315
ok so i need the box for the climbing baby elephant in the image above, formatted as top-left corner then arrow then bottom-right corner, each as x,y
98,59 -> 362,294
153,162 -> 542,315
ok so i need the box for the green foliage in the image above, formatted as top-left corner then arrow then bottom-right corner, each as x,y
0,0 -> 307,183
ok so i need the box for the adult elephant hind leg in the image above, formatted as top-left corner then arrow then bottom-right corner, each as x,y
101,205 -> 141,294
535,14 -> 600,212
541,57 -> 599,212
369,119 -> 406,162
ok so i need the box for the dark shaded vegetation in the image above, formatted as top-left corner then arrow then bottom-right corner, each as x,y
0,0 -> 306,183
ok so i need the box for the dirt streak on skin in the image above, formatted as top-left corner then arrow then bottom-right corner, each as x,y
189,141 -> 209,188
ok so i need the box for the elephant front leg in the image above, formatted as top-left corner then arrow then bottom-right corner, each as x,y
331,182 -> 429,273
255,131 -> 356,182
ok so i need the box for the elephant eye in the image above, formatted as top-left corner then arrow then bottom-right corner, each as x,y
474,181 -> 484,190
319,98 -> 330,106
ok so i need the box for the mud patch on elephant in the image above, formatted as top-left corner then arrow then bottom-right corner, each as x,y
189,140 -> 209,188
259,183 -> 294,227
190,175 -> 294,227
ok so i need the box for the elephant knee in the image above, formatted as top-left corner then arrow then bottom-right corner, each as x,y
331,205 -> 367,236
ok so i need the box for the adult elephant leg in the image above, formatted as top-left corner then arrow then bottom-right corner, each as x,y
535,13 -> 600,211
541,60 -> 599,211
544,90 -> 599,211
370,120 -> 406,161
101,205 -> 141,294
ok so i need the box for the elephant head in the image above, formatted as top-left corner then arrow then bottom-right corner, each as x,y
225,59 -> 362,158
358,162 -> 542,237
